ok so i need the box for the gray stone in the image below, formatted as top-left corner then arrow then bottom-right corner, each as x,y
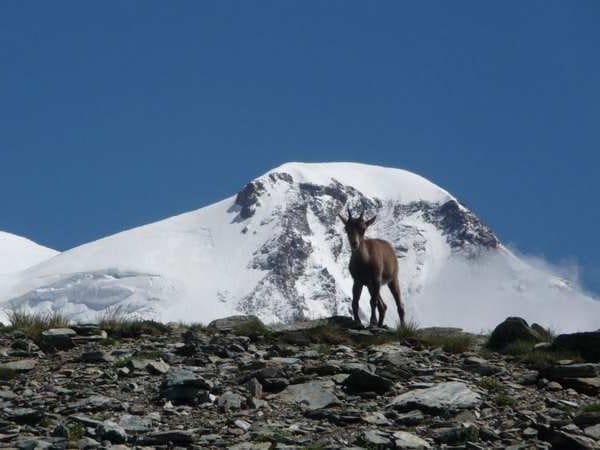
343,369 -> 393,394
118,414 -> 152,433
160,368 -> 212,403
387,382 -> 481,413
462,356 -> 500,375
362,412 -> 392,426
245,377 -> 263,398
552,331 -> 600,362
0,358 -> 37,372
80,350 -> 114,363
143,430 -> 194,445
218,391 -> 244,410
147,360 -> 170,374
9,407 -> 44,424
487,317 -> 542,350
207,315 -> 264,333
544,364 -> 599,379
584,424 -> 600,440
278,381 -> 340,410
40,328 -> 76,349
97,421 -> 128,444
393,430 -> 431,449
361,429 -> 393,447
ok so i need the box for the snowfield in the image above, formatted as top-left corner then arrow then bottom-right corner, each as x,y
1,162 -> 599,332
0,232 -> 58,274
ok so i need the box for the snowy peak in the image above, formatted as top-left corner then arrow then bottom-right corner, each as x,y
0,231 -> 58,274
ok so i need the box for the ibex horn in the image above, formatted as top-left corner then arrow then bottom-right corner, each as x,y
347,206 -> 353,220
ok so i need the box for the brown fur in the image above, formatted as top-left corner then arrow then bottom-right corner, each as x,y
339,208 -> 406,327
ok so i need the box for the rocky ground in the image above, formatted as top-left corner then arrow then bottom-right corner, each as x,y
0,315 -> 599,449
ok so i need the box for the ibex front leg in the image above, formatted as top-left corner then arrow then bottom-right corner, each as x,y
351,282 -> 363,323
367,284 -> 382,327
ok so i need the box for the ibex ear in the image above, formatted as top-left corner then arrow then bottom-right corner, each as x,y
338,214 -> 348,224
365,215 -> 376,227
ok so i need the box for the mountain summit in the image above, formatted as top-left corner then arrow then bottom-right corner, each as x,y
1,162 -> 598,332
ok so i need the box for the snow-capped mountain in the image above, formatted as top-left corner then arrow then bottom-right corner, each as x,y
1,162 -> 599,332
0,232 -> 58,274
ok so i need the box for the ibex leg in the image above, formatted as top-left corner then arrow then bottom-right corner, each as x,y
388,278 -> 406,327
351,282 -> 363,323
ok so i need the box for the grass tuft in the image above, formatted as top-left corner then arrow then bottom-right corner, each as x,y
580,403 -> 600,413
97,305 -> 168,338
4,309 -> 70,342
422,334 -> 475,354
478,376 -> 505,394
493,393 -> 516,408
0,367 -> 16,381
395,320 -> 422,340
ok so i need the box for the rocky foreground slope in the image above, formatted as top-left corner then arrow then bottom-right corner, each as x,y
0,316 -> 599,449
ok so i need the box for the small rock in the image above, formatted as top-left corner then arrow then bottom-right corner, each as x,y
584,424 -> 600,440
277,380 -> 340,410
393,430 -> 431,449
97,421 -> 128,444
218,391 -> 244,410
80,350 -> 114,363
40,328 -> 76,349
343,369 -> 393,394
160,368 -> 212,403
143,430 -> 194,445
361,429 -> 393,447
147,360 -> 170,375
245,377 -> 263,398
0,359 -> 37,372
234,419 -> 252,431
547,381 -> 563,391
9,407 -> 44,424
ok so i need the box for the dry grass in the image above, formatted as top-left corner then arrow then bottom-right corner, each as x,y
3,309 -> 70,341
96,305 -> 168,338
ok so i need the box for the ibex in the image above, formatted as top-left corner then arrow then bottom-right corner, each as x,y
339,207 -> 406,328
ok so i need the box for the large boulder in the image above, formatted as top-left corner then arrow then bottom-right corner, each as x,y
552,331 -> 600,362
487,317 -> 543,350
387,382 -> 481,414
207,315 -> 264,333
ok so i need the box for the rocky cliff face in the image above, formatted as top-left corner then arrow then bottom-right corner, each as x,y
233,170 -> 499,322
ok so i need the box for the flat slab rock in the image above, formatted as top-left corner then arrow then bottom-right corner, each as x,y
277,380 -> 340,410
387,381 -> 481,413
0,359 -> 37,372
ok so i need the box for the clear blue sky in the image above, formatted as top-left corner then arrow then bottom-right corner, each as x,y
1,2 -> 599,293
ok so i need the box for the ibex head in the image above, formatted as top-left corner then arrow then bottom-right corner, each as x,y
338,206 -> 376,251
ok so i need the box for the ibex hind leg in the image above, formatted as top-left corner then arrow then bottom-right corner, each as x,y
367,284 -> 385,327
388,278 -> 406,327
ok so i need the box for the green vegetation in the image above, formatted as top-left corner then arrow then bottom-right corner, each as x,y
478,376 -> 505,394
500,340 -> 536,357
3,309 -> 70,342
493,393 -> 517,408
395,320 -> 422,340
97,306 -> 169,338
305,324 -> 352,345
67,421 -> 86,441
232,321 -> 273,339
0,367 -> 16,381
421,333 -> 475,354
580,403 -> 600,413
